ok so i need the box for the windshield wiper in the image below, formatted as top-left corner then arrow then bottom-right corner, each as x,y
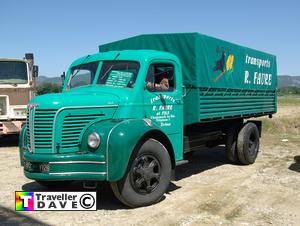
101,52 -> 121,81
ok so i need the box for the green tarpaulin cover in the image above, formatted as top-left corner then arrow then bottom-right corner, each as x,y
99,33 -> 277,123
99,33 -> 277,91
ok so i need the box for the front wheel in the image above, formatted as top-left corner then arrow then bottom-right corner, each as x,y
110,139 -> 172,207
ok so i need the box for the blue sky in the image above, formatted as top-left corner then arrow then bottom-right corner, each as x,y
1,0 -> 299,76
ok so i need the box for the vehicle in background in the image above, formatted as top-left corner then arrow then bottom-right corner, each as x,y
0,53 -> 38,135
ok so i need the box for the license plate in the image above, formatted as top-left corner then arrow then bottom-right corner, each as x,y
24,160 -> 33,171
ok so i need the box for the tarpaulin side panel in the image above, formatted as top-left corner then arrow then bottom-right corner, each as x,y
195,34 -> 277,90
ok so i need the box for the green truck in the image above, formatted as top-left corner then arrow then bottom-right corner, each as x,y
19,33 -> 277,207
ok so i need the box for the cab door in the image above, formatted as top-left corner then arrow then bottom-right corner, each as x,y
143,60 -> 183,136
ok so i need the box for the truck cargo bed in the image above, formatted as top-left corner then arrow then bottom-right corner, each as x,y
184,88 -> 276,124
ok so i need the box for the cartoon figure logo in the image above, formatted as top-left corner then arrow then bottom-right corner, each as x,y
213,48 -> 234,81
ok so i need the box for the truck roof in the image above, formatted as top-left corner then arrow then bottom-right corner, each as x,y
70,50 -> 179,68
0,58 -> 27,63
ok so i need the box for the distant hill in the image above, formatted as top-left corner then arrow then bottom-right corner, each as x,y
37,74 -> 90,86
37,75 -> 300,88
278,75 -> 300,88
37,76 -> 61,85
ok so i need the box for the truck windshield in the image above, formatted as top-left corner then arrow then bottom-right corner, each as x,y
68,61 -> 140,89
0,61 -> 28,84
97,61 -> 140,88
69,62 -> 99,88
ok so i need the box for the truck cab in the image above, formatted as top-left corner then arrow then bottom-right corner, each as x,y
0,54 -> 38,134
20,50 -> 184,207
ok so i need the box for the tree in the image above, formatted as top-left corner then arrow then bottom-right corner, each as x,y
278,86 -> 300,95
36,83 -> 61,95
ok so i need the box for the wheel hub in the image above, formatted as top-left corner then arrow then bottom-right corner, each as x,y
130,154 -> 161,194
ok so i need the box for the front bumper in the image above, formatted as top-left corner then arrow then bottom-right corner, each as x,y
0,120 -> 24,134
22,151 -> 107,181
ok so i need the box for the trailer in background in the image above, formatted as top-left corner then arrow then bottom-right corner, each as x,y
0,54 -> 38,135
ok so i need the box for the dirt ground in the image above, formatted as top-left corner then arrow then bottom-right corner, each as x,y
0,104 -> 299,226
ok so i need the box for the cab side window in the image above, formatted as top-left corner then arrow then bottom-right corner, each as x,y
146,63 -> 175,92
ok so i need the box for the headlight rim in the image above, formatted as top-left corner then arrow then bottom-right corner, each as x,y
87,132 -> 101,149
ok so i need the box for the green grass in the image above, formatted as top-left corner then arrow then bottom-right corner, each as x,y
262,96 -> 300,135
277,95 -> 300,105
261,118 -> 273,133
261,117 -> 300,134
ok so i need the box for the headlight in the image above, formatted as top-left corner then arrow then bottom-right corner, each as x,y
14,109 -> 27,116
0,97 -> 8,115
87,132 -> 100,149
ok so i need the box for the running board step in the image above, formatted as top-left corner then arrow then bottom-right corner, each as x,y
83,181 -> 98,189
176,160 -> 189,166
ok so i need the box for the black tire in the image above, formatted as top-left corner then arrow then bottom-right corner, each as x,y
237,122 -> 260,165
225,125 -> 240,164
110,139 -> 172,207
36,180 -> 73,188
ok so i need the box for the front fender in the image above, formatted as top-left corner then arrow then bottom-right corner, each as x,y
83,119 -> 167,182
107,119 -> 166,181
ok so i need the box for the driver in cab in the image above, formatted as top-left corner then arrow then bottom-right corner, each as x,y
147,70 -> 169,91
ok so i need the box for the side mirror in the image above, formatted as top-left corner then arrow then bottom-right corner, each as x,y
61,72 -> 65,81
33,65 -> 39,77
61,72 -> 65,86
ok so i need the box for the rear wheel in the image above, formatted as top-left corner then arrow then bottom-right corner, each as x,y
237,122 -> 260,165
225,125 -> 240,164
111,139 -> 172,207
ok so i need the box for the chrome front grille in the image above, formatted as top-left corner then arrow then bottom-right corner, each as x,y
26,108 -> 56,153
33,109 -> 56,151
61,114 -> 100,149
26,110 -> 31,150
26,107 -> 106,153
